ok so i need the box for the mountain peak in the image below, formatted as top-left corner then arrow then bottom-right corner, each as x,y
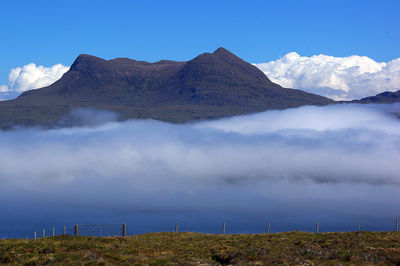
70,54 -> 108,72
212,47 -> 240,59
213,47 -> 231,54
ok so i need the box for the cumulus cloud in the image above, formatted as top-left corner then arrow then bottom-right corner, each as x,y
254,53 -> 400,101
0,85 -> 8,92
1,104 -> 400,237
0,63 -> 69,100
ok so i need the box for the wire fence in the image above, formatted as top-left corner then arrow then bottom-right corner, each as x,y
75,224 -> 126,237
25,217 -> 400,239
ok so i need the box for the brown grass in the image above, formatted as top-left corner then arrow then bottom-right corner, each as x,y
1,231 -> 400,265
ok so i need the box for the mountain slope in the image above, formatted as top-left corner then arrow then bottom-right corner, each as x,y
0,48 -> 333,128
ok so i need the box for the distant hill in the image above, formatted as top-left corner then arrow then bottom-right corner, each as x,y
0,47 -> 334,128
352,90 -> 400,104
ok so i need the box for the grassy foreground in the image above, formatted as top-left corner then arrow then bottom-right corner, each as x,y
1,231 -> 400,265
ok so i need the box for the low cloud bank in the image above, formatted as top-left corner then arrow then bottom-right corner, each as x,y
254,53 -> 400,100
56,108 -> 122,128
1,104 -> 399,188
0,104 -> 399,223
0,106 -> 399,237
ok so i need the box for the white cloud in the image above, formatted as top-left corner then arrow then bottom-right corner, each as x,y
0,63 -> 69,99
0,85 -> 8,92
254,53 -> 400,100
1,104 -> 400,188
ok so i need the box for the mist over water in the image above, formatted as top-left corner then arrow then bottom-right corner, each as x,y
1,104 -> 400,238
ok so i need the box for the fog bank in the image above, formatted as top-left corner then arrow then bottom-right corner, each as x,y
1,103 -> 400,237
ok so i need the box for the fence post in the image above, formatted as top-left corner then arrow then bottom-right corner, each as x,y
34,232 -> 36,240
64,226 -> 67,236
222,222 -> 226,235
267,220 -> 270,234
396,218 -> 399,232
123,224 -> 127,237
52,227 -> 55,237
175,223 -> 178,233
43,229 -> 45,238
315,220 -> 319,234
75,224 -> 79,236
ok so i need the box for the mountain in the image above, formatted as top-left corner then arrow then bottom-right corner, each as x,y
0,48 -> 333,129
352,90 -> 400,104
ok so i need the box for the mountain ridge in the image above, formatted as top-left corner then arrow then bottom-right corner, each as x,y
352,90 -> 400,104
0,47 -> 334,129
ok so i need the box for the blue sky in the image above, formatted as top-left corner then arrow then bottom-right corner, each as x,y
0,0 -> 399,88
